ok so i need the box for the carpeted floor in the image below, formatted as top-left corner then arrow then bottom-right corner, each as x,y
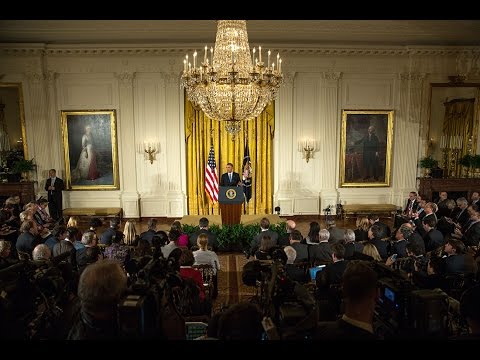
214,253 -> 256,311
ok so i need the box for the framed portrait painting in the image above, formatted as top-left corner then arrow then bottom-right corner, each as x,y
61,110 -> 120,190
340,110 -> 394,187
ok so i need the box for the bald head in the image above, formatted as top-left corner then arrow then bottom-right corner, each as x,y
32,244 -> 51,261
286,220 -> 296,232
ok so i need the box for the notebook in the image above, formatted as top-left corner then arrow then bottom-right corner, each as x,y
309,265 -> 326,282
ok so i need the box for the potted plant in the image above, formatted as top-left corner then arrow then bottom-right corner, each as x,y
471,155 -> 480,178
12,158 -> 36,181
419,155 -> 438,177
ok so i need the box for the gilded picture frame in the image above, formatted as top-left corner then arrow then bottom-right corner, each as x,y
340,110 -> 394,187
61,110 -> 120,190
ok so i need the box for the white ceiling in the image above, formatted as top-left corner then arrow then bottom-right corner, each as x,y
1,20 -> 480,47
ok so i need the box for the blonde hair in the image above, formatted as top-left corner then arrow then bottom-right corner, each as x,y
67,216 -> 80,228
362,243 -> 382,261
123,220 -> 137,245
197,234 -> 209,250
356,217 -> 370,232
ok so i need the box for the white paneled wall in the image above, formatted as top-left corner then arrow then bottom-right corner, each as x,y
0,44 -> 479,217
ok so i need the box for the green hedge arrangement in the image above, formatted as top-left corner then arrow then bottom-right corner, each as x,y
182,222 -> 287,252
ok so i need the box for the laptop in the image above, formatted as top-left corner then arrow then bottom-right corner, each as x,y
309,265 -> 326,282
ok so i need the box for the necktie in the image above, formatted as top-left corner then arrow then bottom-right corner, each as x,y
229,173 -> 232,182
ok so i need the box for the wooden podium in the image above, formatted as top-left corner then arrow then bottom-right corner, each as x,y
219,186 -> 244,225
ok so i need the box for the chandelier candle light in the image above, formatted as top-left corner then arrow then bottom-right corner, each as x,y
181,20 -> 284,138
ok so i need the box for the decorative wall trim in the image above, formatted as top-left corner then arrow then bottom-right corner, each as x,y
2,44 -> 479,57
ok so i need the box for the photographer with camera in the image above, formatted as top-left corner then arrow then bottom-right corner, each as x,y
68,259 -> 127,339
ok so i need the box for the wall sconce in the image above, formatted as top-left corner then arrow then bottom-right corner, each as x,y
137,141 -> 160,164
298,138 -> 317,163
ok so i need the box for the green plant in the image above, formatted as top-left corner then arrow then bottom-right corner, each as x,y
181,221 -> 286,252
459,154 -> 474,167
471,155 -> 480,168
12,158 -> 36,173
419,155 -> 438,169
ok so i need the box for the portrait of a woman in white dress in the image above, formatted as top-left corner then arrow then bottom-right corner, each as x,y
72,125 -> 100,181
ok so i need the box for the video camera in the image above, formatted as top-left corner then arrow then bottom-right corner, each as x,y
118,251 -> 184,339
0,253 -> 71,339
242,249 -> 318,339
372,262 -> 459,339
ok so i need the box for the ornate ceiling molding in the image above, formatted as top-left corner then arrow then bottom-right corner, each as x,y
1,44 -> 479,57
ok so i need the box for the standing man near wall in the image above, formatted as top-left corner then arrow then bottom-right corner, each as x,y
45,168 -> 64,223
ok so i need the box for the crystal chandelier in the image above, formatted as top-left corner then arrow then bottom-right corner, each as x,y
181,20 -> 283,138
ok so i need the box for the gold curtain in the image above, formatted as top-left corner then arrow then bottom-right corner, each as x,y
443,98 -> 475,177
185,99 -> 274,215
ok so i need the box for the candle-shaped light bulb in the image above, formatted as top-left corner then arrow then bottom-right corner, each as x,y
259,46 -> 262,62
204,45 -> 207,63
276,53 -> 280,69
252,47 -> 256,66
193,51 -> 197,68
279,58 -> 282,72
272,63 -> 275,72
267,50 -> 271,68
210,47 -> 213,67
183,59 -> 187,72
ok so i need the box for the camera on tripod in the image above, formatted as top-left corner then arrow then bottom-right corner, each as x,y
323,205 -> 332,214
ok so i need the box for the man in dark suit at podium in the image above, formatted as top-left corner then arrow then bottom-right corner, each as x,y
220,163 -> 241,187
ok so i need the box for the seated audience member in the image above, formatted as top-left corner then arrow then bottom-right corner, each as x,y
390,224 -> 409,258
308,229 -> 333,265
76,231 -> 100,270
367,224 -> 389,260
217,302 -> 264,340
178,248 -> 211,316
326,218 -> 344,244
403,221 -> 426,255
278,219 -> 297,247
250,217 -> 279,255
283,245 -> 308,284
354,217 -> 370,242
133,238 -> 153,258
104,231 -> 130,266
35,198 -> 55,229
0,240 -> 16,269
16,220 -> 39,258
99,218 -> 120,246
193,234 -> 221,298
162,229 -> 180,259
32,243 -> 51,261
313,260 -> 378,339
139,218 -> 157,245
304,221 -> 320,245
255,235 -> 274,260
422,216 -> 445,252
188,217 -> 218,251
289,229 -> 309,263
411,255 -> 447,291
316,243 -> 348,289
171,220 -> 189,247
362,242 -> 382,262
453,204 -> 480,247
88,218 -> 102,234
41,227 -> 58,253
53,238 -> 77,268
68,260 -> 127,340
368,214 -> 391,239
123,220 -> 139,246
471,191 -> 480,206
66,216 -> 80,229
343,229 -> 364,259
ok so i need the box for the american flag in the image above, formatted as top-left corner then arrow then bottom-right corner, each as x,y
205,144 -> 219,203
